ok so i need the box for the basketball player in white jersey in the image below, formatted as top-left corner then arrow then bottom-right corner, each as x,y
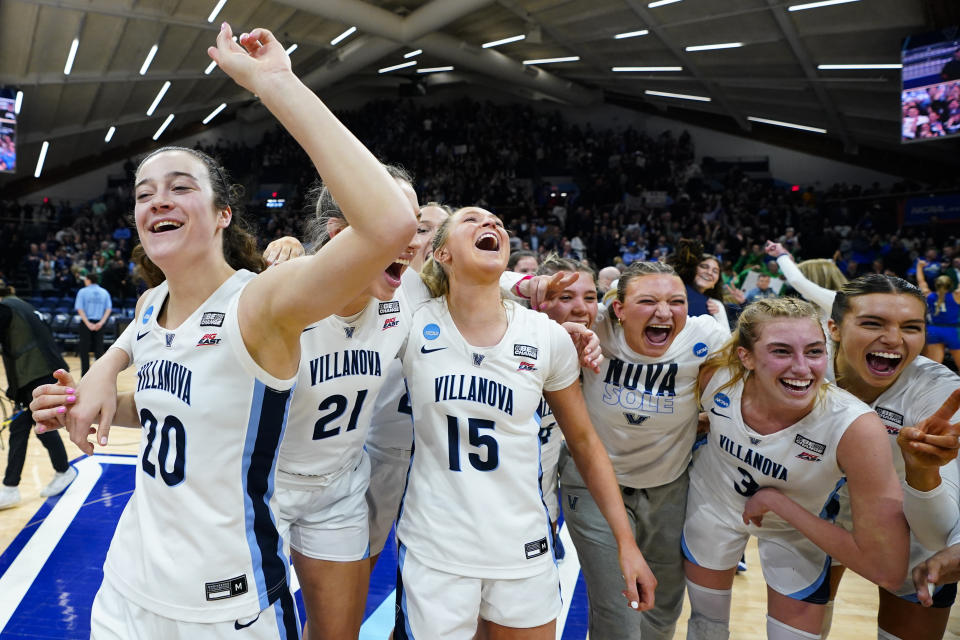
756,260 -> 960,639
29,24 -> 418,640
394,207 -> 655,639
365,202 -> 451,569
683,297 -> 908,640
822,275 -> 960,640
532,255 -> 599,558
559,261 -> 727,640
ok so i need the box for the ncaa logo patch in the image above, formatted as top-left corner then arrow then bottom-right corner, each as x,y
714,392 -> 730,408
383,317 -> 399,330
693,342 -> 709,358
423,323 -> 441,340
142,304 -> 154,325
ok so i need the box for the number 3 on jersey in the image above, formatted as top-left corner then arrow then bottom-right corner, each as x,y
447,415 -> 499,472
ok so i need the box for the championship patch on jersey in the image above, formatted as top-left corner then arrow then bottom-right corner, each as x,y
524,537 -> 549,559
200,311 -> 225,327
796,451 -> 822,462
513,344 -> 538,359
875,406 -> 904,426
518,361 -> 537,371
379,301 -> 400,315
205,575 -> 248,601
693,342 -> 709,358
794,434 -> 826,455
714,392 -> 731,408
423,323 -> 441,340
197,333 -> 221,346
383,317 -> 399,330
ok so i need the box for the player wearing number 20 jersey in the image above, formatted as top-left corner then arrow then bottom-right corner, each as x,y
103,271 -> 298,624
683,368 -> 871,599
396,297 -> 580,578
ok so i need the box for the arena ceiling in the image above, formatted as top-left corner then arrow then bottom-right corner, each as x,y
1,0 -> 959,196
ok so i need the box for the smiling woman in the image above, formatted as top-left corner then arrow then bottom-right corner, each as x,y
682,296 -> 908,640
28,22 -> 418,640
394,207 -> 655,639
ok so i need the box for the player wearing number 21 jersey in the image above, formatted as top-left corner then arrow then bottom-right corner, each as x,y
104,271 -> 298,624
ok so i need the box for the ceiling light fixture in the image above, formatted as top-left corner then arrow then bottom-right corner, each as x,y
104,126 -> 116,143
788,0 -> 859,11
330,26 -> 357,46
14,91 -> 23,115
405,49 -> 423,58
748,116 -> 826,133
140,44 -> 159,76
523,56 -> 580,65
817,63 -> 901,69
203,103 -> 227,124
379,61 -> 417,74
685,42 -> 743,51
615,30 -> 650,39
153,114 -> 175,141
146,81 -> 171,116
204,60 -> 217,75
207,0 -> 227,23
417,66 -> 454,73
612,66 -> 683,72
64,38 -> 79,75
34,141 -> 49,178
645,89 -> 711,101
648,0 -> 682,7
482,34 -> 526,48
285,43 -> 298,55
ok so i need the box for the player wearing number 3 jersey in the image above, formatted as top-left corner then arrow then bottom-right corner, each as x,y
682,298 -> 908,640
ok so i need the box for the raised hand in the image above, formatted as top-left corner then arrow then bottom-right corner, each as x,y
898,388 -> 960,475
207,23 -> 292,95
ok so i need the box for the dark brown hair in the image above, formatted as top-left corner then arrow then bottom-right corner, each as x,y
132,146 -> 265,287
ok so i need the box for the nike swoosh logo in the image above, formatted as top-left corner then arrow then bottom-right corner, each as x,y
234,614 -> 260,630
710,408 -> 730,419
420,345 -> 447,354
136,330 -> 150,341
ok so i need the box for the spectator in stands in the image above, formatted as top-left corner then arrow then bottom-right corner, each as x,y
597,266 -> 620,296
508,250 -> 539,275
941,48 -> 960,82
0,279 -> 76,509
744,273 -> 777,304
73,271 -> 112,376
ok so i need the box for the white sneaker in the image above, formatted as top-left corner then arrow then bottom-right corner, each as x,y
40,467 -> 78,497
0,485 -> 20,509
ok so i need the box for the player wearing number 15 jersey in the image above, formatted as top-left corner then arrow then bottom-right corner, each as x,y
393,207 -> 654,640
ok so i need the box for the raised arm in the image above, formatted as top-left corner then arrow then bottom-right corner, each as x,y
742,412 -> 908,591
916,260 -> 931,296
546,382 -> 657,611
765,241 -> 837,313
209,25 -> 418,345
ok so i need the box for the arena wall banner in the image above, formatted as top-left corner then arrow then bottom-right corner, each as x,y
902,194 -> 960,225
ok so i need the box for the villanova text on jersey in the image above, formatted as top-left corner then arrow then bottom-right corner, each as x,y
434,374 -> 515,416
600,358 -> 678,414
136,359 -> 193,405
718,434 -> 789,481
309,349 -> 383,385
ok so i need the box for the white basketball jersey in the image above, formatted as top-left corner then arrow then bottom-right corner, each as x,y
103,271 -> 297,622
831,356 -> 960,583
397,299 -> 579,578
365,270 -> 527,452
691,369 -> 871,532
279,295 -> 406,481
582,310 -> 727,488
